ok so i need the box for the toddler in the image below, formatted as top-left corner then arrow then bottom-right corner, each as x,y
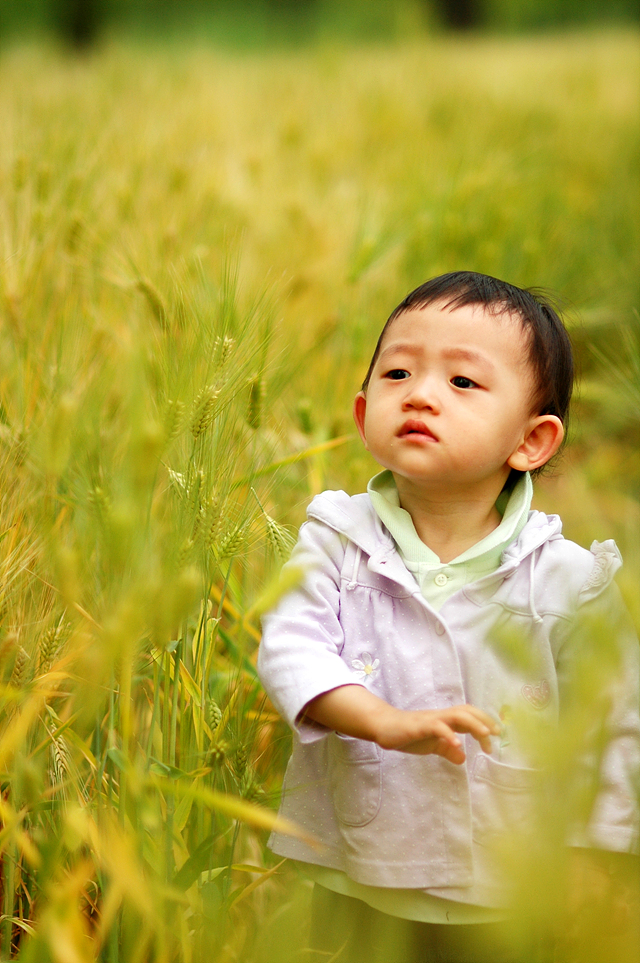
257,272 -> 640,963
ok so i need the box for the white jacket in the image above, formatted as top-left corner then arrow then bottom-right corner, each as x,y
258,491 -> 640,905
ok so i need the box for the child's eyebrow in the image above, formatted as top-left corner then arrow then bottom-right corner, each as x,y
440,347 -> 496,371
378,343 -> 495,372
377,342 -> 421,363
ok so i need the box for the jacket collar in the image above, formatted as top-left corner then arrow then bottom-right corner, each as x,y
306,489 -> 563,594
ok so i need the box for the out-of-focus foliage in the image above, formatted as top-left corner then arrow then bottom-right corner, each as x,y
0,25 -> 637,962
0,0 -> 639,48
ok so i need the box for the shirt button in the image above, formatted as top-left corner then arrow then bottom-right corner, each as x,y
435,621 -> 445,635
434,573 -> 448,587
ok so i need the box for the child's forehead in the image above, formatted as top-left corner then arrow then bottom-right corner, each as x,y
379,301 -> 529,359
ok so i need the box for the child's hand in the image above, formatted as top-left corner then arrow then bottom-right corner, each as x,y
376,704 -> 499,764
303,685 -> 500,765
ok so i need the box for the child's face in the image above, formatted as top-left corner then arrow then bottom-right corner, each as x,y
353,301 -> 562,497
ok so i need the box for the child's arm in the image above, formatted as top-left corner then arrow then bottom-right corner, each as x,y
303,684 -> 499,765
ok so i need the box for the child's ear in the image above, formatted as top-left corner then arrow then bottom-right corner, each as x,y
507,415 -> 564,473
353,391 -> 368,448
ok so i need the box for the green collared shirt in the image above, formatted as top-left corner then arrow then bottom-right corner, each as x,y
367,470 -> 533,610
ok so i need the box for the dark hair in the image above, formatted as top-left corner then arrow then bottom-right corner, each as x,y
362,272 -> 574,449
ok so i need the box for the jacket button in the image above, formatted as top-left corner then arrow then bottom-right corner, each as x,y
434,573 -> 448,586
435,621 -> 445,635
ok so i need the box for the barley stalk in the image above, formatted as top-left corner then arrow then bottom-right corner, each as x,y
201,493 -> 224,549
215,335 -> 235,367
209,742 -> 227,768
166,466 -> 187,493
137,277 -> 168,328
247,376 -> 264,429
176,537 -> 195,571
265,514 -> 296,562
216,525 -> 246,561
9,645 -> 29,689
164,399 -> 185,442
190,386 -> 219,439
49,731 -> 72,791
234,743 -> 248,780
206,698 -> 223,732
37,621 -> 68,675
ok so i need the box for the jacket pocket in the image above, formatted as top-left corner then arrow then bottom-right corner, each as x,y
471,753 -> 541,845
328,733 -> 383,827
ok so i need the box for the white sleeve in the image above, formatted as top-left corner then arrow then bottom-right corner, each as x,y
257,519 -> 365,744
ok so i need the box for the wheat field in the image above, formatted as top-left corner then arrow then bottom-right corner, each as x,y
0,28 -> 638,962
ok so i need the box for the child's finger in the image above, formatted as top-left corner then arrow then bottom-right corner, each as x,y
443,707 -> 498,751
452,705 -> 501,734
433,737 -> 466,765
430,718 -> 463,748
429,718 -> 480,758
401,718 -> 461,754
446,706 -> 501,737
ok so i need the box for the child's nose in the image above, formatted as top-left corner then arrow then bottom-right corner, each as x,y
403,377 -> 440,412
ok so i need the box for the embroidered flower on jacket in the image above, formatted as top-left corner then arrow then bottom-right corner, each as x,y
351,652 -> 380,683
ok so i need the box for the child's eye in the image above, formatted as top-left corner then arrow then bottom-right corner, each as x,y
451,376 -> 478,389
385,369 -> 410,380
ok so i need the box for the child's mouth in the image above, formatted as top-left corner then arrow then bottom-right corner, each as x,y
398,420 -> 437,441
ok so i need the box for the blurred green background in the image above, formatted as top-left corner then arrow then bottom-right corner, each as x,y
1,0 -> 639,48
